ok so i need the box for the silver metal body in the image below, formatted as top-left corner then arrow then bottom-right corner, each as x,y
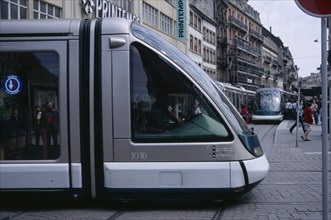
0,18 -> 269,201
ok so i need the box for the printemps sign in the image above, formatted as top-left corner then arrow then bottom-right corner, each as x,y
82,0 -> 139,22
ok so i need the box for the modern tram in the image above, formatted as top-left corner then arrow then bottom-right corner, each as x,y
252,87 -> 296,123
216,82 -> 255,121
0,18 -> 269,202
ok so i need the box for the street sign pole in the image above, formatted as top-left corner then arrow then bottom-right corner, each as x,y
295,78 -> 301,148
294,2 -> 330,218
320,17 -> 329,220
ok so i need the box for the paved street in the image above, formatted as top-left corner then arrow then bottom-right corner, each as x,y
223,120 -> 331,220
0,121 -> 330,220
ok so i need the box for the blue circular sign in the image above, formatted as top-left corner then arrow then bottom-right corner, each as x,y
2,75 -> 22,95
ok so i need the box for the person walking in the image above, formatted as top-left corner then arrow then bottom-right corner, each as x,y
311,99 -> 319,125
289,100 -> 306,133
301,102 -> 313,141
284,100 -> 292,120
240,104 -> 249,124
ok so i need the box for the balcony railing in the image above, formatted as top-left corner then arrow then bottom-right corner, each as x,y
249,29 -> 264,42
235,60 -> 264,77
228,16 -> 248,32
233,38 -> 261,57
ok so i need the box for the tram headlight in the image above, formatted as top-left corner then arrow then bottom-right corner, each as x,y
238,133 -> 264,157
253,146 -> 263,157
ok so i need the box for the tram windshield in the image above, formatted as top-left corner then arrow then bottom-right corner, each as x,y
131,23 -> 249,135
255,89 -> 282,112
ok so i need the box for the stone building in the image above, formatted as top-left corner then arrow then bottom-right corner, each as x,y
282,47 -> 299,91
188,4 -> 218,80
261,27 -> 282,88
1,0 -> 316,93
224,0 -> 264,91
261,27 -> 298,91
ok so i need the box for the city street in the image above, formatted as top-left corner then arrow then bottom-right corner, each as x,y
0,121 -> 330,220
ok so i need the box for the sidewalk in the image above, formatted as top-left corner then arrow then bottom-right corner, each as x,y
275,120 -> 330,154
221,121 -> 331,220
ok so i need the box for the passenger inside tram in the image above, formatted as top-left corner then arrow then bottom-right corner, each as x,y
147,92 -> 181,132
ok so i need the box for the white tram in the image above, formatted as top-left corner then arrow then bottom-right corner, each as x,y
252,88 -> 296,123
0,18 -> 269,202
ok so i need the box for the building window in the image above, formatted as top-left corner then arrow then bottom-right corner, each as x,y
193,14 -> 197,29
198,40 -> 201,54
190,35 -> 193,51
33,0 -> 61,19
193,37 -> 197,52
164,0 -> 175,7
203,27 -> 216,46
160,13 -> 173,36
197,18 -> 201,31
143,2 -> 158,28
203,46 -> 216,65
189,10 -> 201,31
0,0 -> 27,19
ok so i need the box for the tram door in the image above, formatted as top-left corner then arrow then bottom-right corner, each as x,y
0,38 -> 79,191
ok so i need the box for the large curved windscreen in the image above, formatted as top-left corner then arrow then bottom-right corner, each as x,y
131,23 -> 249,134
255,89 -> 282,112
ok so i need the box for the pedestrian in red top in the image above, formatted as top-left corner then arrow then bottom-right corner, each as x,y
302,102 -> 313,141
240,104 -> 249,124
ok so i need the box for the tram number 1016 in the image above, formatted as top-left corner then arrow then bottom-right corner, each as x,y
131,152 -> 148,160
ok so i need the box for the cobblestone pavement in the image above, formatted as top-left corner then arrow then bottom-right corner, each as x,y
0,122 -> 330,220
220,121 -> 331,220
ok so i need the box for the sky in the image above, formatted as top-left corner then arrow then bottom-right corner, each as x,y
248,0 -> 322,77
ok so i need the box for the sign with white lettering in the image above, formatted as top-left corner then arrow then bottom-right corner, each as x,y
176,0 -> 187,41
82,0 -> 139,22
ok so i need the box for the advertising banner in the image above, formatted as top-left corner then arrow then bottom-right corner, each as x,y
176,0 -> 187,41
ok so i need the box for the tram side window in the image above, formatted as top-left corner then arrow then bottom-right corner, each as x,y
130,43 -> 231,142
0,52 -> 60,160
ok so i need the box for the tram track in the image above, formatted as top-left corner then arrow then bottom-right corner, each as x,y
212,206 -> 225,220
2,211 -> 26,220
106,209 -> 127,220
254,124 -> 277,143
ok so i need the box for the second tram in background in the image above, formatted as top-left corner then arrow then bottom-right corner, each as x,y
252,88 -> 296,123
216,82 -> 255,121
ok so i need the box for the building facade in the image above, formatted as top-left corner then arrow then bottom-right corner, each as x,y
1,0 -> 304,92
225,0 -> 264,91
215,0 -> 229,82
261,27 -> 283,89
